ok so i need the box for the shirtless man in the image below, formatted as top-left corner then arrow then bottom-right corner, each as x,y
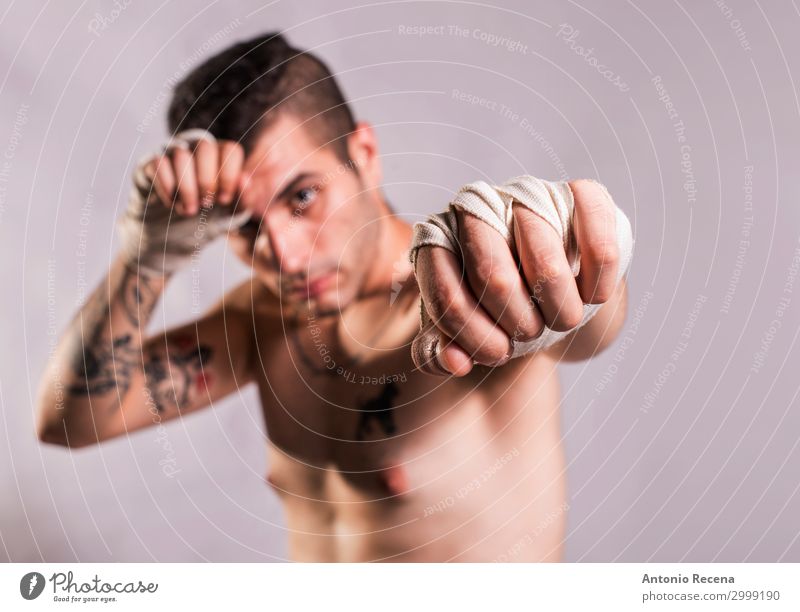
35,32 -> 630,562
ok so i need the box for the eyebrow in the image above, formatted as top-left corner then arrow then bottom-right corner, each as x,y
274,172 -> 321,203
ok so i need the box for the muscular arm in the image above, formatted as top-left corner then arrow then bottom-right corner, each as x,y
35,256 -> 255,448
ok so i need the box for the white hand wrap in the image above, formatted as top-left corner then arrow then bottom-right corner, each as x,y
409,176 -> 634,359
117,128 -> 252,277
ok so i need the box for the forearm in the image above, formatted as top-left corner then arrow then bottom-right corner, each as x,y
547,278 -> 629,362
36,257 -> 169,444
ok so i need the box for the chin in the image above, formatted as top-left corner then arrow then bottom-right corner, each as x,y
272,285 -> 350,319
308,289 -> 354,317
258,269 -> 361,317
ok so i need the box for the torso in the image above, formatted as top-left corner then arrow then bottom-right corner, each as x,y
248,279 -> 568,562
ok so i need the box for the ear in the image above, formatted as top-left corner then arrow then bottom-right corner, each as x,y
346,121 -> 382,190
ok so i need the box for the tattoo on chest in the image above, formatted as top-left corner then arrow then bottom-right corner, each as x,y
356,382 -> 399,441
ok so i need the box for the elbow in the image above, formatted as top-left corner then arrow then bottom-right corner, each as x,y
37,424 -> 69,447
35,381 -> 99,449
35,393 -> 68,446
36,416 -> 96,449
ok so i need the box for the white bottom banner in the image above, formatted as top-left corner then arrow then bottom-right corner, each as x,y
0,563 -> 795,611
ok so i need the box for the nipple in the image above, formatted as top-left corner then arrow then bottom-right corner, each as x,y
378,464 -> 409,496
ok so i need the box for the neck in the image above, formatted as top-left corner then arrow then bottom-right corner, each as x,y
359,196 -> 414,299
337,196 -> 422,362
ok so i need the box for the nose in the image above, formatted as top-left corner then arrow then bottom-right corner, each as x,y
256,213 -> 306,275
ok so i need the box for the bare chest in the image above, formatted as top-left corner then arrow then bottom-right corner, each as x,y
255,320 -> 469,463
251,304 -> 562,504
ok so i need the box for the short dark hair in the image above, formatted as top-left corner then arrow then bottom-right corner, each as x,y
167,32 -> 356,162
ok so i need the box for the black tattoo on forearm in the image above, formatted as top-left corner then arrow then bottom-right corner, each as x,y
143,335 -> 213,412
68,267 -> 213,415
67,333 -> 139,397
68,331 -> 213,413
67,266 -> 158,399
120,266 -> 158,328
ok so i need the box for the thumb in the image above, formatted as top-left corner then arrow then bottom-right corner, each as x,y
411,299 -> 473,377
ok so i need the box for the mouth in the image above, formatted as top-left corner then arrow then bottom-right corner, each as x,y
286,273 -> 335,297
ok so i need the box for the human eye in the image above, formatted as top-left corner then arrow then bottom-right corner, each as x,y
291,186 -> 318,209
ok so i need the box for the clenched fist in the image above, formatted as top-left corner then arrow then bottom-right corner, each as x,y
117,129 -> 252,277
410,177 -> 632,376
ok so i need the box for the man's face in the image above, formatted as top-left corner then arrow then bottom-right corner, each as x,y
227,114 -> 383,317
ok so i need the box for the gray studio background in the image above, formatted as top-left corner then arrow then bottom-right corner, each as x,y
2,0 -> 800,561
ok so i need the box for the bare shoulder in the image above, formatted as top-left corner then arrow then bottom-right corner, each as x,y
195,276 -> 281,346
208,275 -> 278,317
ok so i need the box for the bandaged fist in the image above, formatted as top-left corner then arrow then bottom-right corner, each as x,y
410,176 -> 632,376
117,129 -> 251,277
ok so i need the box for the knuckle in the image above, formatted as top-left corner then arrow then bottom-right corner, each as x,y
515,325 -> 544,343
583,238 -> 619,268
485,270 -> 517,300
225,173 -> 242,193
584,275 -> 618,303
425,282 -> 460,320
540,263 -> 564,284
572,178 -> 613,208
468,332 -> 511,366
195,139 -> 216,159
197,179 -> 214,196
569,178 -> 592,192
150,174 -> 164,194
580,193 -> 609,216
216,174 -> 235,194
479,346 -> 507,365
471,256 -> 495,284
168,146 -> 187,163
205,181 -> 219,198
177,188 -> 198,208
223,139 -> 243,153
442,295 -> 470,329
590,285 -> 614,304
554,304 -> 584,331
173,163 -> 194,184
512,310 -> 544,342
177,178 -> 197,197
221,142 -> 244,164
530,251 -> 562,285
435,299 -> 473,339
143,158 -> 157,179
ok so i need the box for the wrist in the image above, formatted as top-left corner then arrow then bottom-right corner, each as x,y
117,253 -> 174,283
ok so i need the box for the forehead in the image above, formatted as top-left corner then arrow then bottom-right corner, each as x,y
241,114 -> 338,215
246,113 -> 330,180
